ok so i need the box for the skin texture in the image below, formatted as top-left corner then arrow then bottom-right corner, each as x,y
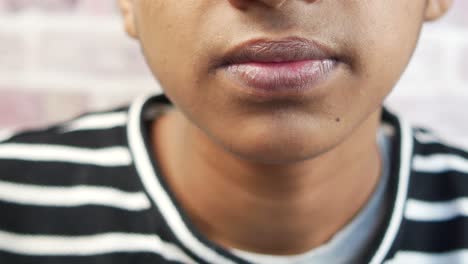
119,0 -> 452,255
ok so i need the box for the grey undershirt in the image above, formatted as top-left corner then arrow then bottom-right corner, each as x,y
231,126 -> 393,264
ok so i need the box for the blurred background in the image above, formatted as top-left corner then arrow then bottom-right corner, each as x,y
0,0 -> 467,147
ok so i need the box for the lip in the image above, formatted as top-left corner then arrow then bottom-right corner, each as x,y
220,37 -> 336,65
217,37 -> 339,99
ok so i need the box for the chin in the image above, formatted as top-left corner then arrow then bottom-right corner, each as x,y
228,140 -> 330,165
220,127 -> 335,165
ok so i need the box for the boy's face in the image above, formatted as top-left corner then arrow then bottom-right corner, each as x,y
120,0 -> 451,164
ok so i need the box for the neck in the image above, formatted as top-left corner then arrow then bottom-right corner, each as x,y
151,108 -> 383,255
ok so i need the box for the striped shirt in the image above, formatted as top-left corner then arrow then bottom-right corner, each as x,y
0,92 -> 467,264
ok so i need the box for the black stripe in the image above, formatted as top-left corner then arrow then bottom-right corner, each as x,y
0,251 -> 186,264
399,218 -> 468,253
0,201 -> 165,236
409,171 -> 468,201
414,140 -> 468,160
413,127 -> 432,134
0,161 -> 142,192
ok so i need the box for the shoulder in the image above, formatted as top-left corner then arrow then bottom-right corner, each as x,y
411,126 -> 468,178
407,126 -> 468,216
406,126 -> 468,220
0,106 -> 153,227
0,107 -> 137,189
397,126 -> 468,251
0,108 -> 174,262
409,126 -> 468,200
379,125 -> 468,262
0,107 -> 130,148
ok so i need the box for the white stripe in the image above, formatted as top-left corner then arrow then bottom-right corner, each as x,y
414,129 -> 441,144
413,154 -> 468,173
385,250 -> 468,264
0,180 -> 150,211
369,116 -> 414,264
0,144 -> 132,166
0,230 -> 195,263
61,112 -> 128,133
0,129 -> 14,142
128,93 -> 237,264
405,198 -> 468,222
414,130 -> 468,153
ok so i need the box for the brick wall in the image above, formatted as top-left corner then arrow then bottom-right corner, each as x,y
0,0 -> 467,147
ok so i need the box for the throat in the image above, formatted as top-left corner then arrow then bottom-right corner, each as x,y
150,108 -> 383,255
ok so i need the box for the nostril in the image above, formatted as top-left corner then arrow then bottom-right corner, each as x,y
228,0 -> 319,10
227,0 -> 250,10
228,0 -> 318,10
228,0 -> 287,10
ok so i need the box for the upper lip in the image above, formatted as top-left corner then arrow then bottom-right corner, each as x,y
218,36 -> 336,67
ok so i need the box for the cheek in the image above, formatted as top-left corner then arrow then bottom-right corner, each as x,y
343,1 -> 424,101
305,1 -> 426,142
135,10 -> 202,109
135,7 -> 230,128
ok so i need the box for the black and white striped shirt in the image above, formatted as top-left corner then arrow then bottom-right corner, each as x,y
0,93 -> 467,264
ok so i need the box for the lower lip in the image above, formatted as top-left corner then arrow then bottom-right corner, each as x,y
222,59 -> 337,96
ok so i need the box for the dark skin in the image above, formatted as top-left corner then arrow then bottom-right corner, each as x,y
119,0 -> 452,255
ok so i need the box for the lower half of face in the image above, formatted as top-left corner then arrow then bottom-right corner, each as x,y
135,0 -> 426,164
